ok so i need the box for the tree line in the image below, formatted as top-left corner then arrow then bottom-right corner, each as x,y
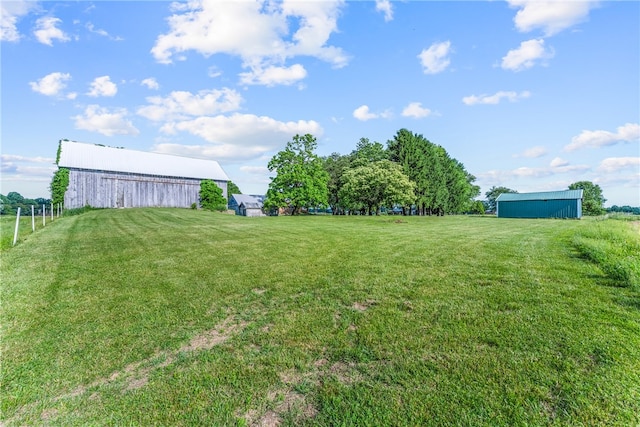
1,192 -> 52,216
265,129 -> 480,216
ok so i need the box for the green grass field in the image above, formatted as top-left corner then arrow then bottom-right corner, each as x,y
1,209 -> 639,426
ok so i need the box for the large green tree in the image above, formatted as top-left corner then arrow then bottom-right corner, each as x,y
569,181 -> 606,215
485,186 -> 518,212
323,152 -> 351,215
350,138 -> 388,167
265,134 -> 329,215
339,160 -> 415,215
387,129 -> 478,215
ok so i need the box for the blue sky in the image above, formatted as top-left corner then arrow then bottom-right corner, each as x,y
2,0 -> 638,206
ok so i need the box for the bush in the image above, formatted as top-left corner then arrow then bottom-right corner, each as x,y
199,180 -> 227,211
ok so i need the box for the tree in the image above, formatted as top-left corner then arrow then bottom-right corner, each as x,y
323,152 -> 351,215
339,160 -> 415,215
265,134 -> 329,215
199,180 -> 227,211
227,181 -> 242,202
387,129 -> 478,215
485,186 -> 517,212
350,138 -> 388,167
0,194 -> 14,215
469,200 -> 486,214
6,192 -> 24,205
569,181 -> 606,215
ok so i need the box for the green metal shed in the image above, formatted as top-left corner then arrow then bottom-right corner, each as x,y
496,190 -> 583,219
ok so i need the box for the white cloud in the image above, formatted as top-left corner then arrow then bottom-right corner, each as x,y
1,154 -> 55,164
353,105 -> 377,121
239,63 -> 307,86
29,72 -> 73,97
137,88 -> 243,121
353,105 -> 391,121
208,66 -> 222,78
1,153 -> 57,187
463,90 -> 531,105
479,160 -> 590,183
507,0 -> 597,36
153,113 -> 322,162
151,0 -> 348,86
85,22 -> 123,41
597,157 -> 640,173
501,39 -> 553,71
402,102 -> 432,118
513,145 -> 547,158
34,16 -> 70,46
565,123 -> 640,151
550,157 -> 569,167
87,76 -> 118,97
141,78 -> 159,90
0,154 -> 57,182
0,152 -> 58,188
240,165 -> 270,175
375,0 -> 393,22
73,105 -> 139,136
153,143 -> 269,162
418,41 -> 452,74
1,0 -> 37,42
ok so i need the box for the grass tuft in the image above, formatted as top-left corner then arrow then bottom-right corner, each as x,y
572,218 -> 640,288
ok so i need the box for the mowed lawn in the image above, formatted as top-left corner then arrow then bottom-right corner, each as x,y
1,209 -> 639,426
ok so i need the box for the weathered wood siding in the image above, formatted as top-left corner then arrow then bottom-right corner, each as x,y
65,169 -> 228,209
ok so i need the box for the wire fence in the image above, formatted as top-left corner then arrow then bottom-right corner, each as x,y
1,203 -> 62,250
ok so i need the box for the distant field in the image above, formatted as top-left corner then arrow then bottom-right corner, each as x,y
1,209 -> 639,426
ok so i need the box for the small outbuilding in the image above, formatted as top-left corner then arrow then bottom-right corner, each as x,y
228,194 -> 265,217
496,190 -> 583,219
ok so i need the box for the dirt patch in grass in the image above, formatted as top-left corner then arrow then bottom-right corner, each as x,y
328,362 -> 363,385
4,316 -> 248,425
352,299 -> 376,311
245,390 -> 317,427
240,352 -> 371,426
181,317 -> 246,352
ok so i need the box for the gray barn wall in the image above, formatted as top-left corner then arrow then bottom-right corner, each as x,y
65,169 -> 227,209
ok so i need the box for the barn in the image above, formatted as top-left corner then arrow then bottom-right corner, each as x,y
496,190 -> 583,219
57,140 -> 229,209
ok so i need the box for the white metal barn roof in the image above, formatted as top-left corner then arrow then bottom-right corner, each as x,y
58,140 -> 229,181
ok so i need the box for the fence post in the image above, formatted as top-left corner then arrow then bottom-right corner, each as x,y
31,205 -> 35,232
13,208 -> 21,247
43,204 -> 46,226
50,203 -> 54,221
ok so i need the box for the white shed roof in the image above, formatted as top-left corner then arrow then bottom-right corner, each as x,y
58,140 -> 229,181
